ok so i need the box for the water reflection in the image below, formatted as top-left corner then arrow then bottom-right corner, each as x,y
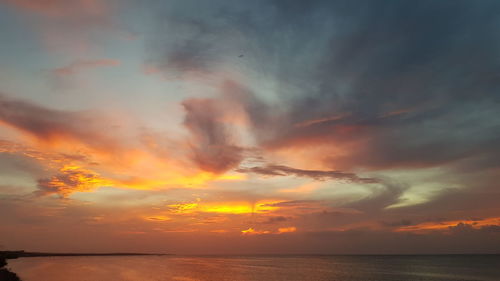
8,255 -> 500,281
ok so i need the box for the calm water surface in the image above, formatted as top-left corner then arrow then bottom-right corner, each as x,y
7,255 -> 500,281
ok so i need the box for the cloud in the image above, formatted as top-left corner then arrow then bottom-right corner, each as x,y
264,200 -> 319,208
166,200 -> 278,215
141,2 -> 500,226
237,164 -> 379,183
3,0 -> 108,19
2,0 -> 132,54
36,165 -> 108,197
381,219 -> 413,227
147,0 -> 500,174
161,38 -> 215,75
261,216 -> 289,224
182,98 -> 243,173
145,5 -> 247,78
394,217 -> 500,233
241,228 -> 270,235
261,200 -> 362,218
294,113 -> 352,128
278,226 -> 296,233
0,94 -> 118,149
0,94 -> 249,196
240,226 -> 297,235
53,59 -> 120,75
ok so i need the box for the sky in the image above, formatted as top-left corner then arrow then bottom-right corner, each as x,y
0,0 -> 499,255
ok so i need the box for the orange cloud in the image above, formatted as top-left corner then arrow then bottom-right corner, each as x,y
241,226 -> 297,235
37,164 -> 110,197
168,203 -> 200,214
1,134 -> 246,196
145,215 -> 171,222
241,228 -> 270,235
278,226 -> 297,233
0,95 -> 252,196
395,217 -> 500,233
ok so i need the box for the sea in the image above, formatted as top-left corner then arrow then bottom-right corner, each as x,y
6,255 -> 500,281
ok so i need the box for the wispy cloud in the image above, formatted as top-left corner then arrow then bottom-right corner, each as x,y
182,98 -> 243,173
53,59 -> 120,75
237,164 -> 379,183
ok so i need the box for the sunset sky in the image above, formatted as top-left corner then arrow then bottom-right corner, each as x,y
0,0 -> 499,255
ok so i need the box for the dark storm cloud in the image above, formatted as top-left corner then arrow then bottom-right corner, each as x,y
151,0 -> 500,171
182,98 -> 243,173
237,164 -> 379,183
144,0 -> 500,225
255,0 -> 500,171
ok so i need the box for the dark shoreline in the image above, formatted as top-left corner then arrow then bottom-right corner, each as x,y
0,253 -> 21,281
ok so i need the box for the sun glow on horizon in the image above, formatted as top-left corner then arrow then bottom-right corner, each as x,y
167,200 -> 281,215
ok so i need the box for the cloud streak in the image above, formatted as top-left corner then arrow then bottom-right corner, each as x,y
0,94 -> 114,148
53,59 -> 120,75
237,164 -> 379,183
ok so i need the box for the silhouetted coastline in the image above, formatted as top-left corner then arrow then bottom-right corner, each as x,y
0,252 -> 21,281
